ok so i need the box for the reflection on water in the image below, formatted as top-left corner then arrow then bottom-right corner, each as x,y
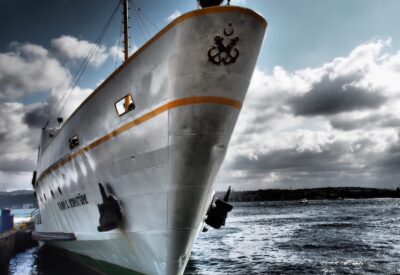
7,199 -> 400,274
8,244 -> 99,275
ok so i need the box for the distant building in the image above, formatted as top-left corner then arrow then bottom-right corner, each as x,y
0,209 -> 14,234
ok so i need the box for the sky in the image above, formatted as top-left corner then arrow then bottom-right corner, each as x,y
0,0 -> 400,191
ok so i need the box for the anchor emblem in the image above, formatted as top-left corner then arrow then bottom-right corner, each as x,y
208,23 -> 239,65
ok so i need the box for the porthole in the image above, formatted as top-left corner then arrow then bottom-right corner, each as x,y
115,94 -> 135,116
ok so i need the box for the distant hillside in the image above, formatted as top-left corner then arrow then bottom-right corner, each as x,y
2,187 -> 398,208
0,190 -> 38,209
216,187 -> 400,202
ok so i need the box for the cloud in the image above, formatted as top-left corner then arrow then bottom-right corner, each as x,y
218,38 -> 400,191
166,10 -> 182,22
0,172 -> 34,191
0,102 -> 39,174
290,75 -> 386,116
23,102 -> 51,128
57,86 -> 93,120
109,43 -> 139,63
51,35 -> 109,67
109,44 -> 125,62
330,114 -> 400,131
0,38 -> 97,191
29,85 -> 93,129
0,42 -> 70,101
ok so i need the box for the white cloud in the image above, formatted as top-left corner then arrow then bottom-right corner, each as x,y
57,86 -> 93,120
0,172 -> 33,191
51,35 -> 109,67
0,102 -> 39,192
110,44 -> 125,62
0,42 -> 70,101
218,38 -> 400,190
109,43 -> 139,63
0,38 -> 97,191
166,10 -> 182,22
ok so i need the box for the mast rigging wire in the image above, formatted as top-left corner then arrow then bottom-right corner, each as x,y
129,0 -> 159,32
135,8 -> 151,37
49,0 -> 122,127
48,0 -> 160,128
131,6 -> 148,42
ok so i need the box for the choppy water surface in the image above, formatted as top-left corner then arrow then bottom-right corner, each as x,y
186,199 -> 400,274
7,199 -> 400,274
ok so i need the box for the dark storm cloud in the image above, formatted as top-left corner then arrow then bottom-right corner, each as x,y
0,133 -> 6,143
0,43 -> 69,101
330,114 -> 400,131
374,140 -> 400,171
0,102 -> 40,177
290,75 -> 386,116
230,142 -> 349,173
23,103 -> 51,129
0,158 -> 35,172
381,153 -> 400,169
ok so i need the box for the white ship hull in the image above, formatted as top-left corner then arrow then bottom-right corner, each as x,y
34,6 -> 266,275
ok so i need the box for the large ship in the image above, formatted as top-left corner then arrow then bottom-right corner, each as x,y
32,0 -> 267,274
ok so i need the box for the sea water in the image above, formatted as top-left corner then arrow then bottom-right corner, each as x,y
10,209 -> 36,225
6,199 -> 400,274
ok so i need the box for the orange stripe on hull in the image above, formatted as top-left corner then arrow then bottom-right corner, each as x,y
37,96 -> 242,184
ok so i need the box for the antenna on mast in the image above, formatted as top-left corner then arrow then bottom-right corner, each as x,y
123,0 -> 129,62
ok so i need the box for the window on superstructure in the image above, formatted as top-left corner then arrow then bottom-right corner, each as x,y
58,187 -> 62,195
51,190 -> 55,199
43,193 -> 47,202
69,135 -> 79,150
115,94 -> 135,116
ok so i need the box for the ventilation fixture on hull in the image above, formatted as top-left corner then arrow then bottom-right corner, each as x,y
97,183 -> 122,232
205,186 -> 233,229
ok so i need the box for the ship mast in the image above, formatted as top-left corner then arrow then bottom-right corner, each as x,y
123,0 -> 129,62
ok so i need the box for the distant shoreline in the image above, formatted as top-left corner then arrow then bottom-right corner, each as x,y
0,190 -> 38,209
1,187 -> 400,208
218,187 -> 400,202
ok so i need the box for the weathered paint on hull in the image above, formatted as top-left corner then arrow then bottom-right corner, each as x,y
35,6 -> 267,275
